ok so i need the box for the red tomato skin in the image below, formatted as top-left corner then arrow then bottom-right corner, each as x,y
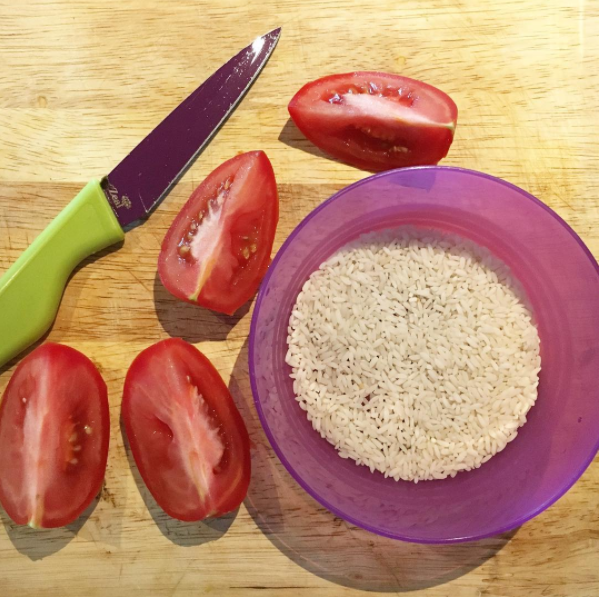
122,339 -> 251,521
0,343 -> 109,528
158,151 -> 279,316
288,72 -> 458,172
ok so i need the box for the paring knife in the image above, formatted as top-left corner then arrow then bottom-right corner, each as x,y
0,28 -> 281,368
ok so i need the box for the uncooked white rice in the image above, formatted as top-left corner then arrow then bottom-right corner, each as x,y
285,227 -> 541,483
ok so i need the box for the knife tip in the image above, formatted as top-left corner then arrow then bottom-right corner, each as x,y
265,26 -> 282,39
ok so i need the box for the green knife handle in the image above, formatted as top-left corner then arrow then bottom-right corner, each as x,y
0,180 -> 124,367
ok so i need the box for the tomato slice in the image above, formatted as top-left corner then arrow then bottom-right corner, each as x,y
158,151 -> 279,315
122,339 -> 250,521
288,72 -> 458,171
0,343 -> 109,528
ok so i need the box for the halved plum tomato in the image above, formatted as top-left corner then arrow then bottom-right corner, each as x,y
0,343 -> 109,528
122,338 -> 251,521
158,151 -> 279,315
288,72 -> 458,171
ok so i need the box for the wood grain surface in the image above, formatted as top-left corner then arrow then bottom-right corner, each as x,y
1,0 -> 598,595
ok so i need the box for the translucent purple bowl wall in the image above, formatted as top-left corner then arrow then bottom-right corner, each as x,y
249,167 -> 599,543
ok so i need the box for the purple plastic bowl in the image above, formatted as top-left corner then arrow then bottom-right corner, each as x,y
249,166 -> 599,543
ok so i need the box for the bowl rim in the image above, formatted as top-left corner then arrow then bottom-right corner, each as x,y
248,165 -> 599,544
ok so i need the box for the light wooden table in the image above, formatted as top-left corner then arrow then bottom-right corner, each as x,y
1,1 -> 598,595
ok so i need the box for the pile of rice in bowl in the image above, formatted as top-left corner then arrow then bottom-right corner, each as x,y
285,228 -> 541,483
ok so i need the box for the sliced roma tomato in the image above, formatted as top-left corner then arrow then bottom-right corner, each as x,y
288,72 -> 458,171
122,338 -> 250,521
158,150 -> 279,315
0,343 -> 109,528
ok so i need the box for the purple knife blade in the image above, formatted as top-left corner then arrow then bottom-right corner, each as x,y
102,28 -> 281,227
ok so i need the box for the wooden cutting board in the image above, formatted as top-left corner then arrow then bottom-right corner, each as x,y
0,1 -> 597,595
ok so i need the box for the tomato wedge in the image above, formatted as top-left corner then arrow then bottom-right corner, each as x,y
0,343 -> 109,528
122,339 -> 250,521
158,151 -> 279,315
288,72 -> 458,171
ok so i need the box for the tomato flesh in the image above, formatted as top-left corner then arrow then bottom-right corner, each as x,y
158,151 -> 279,315
0,343 -> 109,528
122,339 -> 250,521
288,72 -> 458,171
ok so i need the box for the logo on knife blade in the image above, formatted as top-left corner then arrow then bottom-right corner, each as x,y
116,194 -> 132,209
103,180 -> 132,210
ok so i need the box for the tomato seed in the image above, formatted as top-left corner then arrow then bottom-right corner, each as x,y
70,458 -> 78,465
368,82 -> 379,95
178,245 -> 191,257
84,425 -> 92,435
69,432 -> 77,443
242,247 -> 250,260
250,243 -> 257,254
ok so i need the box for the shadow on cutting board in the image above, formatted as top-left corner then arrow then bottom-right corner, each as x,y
153,271 -> 251,343
0,495 -> 99,561
119,415 -> 237,546
230,339 -> 518,592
